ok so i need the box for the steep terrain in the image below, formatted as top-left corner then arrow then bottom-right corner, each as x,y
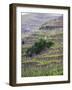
21,14 -> 63,77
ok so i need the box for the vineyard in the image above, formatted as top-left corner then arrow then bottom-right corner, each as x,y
21,26 -> 63,77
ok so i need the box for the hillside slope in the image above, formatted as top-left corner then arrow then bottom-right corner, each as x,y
21,14 -> 63,77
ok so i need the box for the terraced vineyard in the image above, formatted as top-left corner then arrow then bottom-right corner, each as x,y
21,27 -> 63,77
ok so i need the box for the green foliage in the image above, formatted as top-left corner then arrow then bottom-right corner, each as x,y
22,65 -> 63,77
25,38 -> 54,57
46,41 -> 54,48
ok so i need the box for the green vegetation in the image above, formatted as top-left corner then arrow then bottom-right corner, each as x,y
21,28 -> 63,77
22,64 -> 63,77
25,38 -> 54,57
32,58 -> 62,65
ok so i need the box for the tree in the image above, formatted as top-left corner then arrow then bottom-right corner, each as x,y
25,38 -> 54,57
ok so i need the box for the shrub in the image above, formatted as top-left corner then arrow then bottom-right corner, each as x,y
25,38 -> 54,57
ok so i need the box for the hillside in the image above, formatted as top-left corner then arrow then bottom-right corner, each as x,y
21,13 -> 63,77
39,16 -> 63,30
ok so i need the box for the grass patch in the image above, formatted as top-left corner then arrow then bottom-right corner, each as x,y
21,64 -> 63,77
32,58 -> 62,65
